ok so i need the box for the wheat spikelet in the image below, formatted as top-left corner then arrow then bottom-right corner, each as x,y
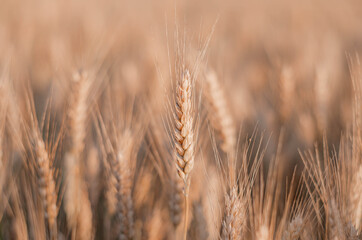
221,186 -> 244,240
282,215 -> 303,240
33,131 -> 58,239
205,70 -> 236,156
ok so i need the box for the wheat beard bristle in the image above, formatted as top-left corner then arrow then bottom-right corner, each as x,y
34,134 -> 58,237
174,69 -> 195,190
221,186 -> 244,240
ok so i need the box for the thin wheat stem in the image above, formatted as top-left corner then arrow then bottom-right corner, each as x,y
183,190 -> 189,240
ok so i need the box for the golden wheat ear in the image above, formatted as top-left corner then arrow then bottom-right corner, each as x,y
173,68 -> 196,240
22,87 -> 61,240
64,69 -> 93,240
221,185 -> 244,240
174,69 -> 195,186
93,97 -> 143,240
204,70 -> 236,158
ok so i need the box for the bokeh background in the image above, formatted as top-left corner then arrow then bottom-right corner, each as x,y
2,0 -> 362,161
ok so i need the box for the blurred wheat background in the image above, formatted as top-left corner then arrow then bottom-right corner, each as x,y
0,0 -> 362,239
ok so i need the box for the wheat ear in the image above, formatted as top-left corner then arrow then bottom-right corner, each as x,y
221,185 -> 244,240
205,70 -> 236,155
205,70 -> 236,183
33,131 -> 58,239
108,150 -> 134,240
65,70 -> 93,240
174,69 -> 195,240
107,130 -> 135,240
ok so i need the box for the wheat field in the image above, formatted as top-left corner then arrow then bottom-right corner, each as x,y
0,0 -> 362,239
